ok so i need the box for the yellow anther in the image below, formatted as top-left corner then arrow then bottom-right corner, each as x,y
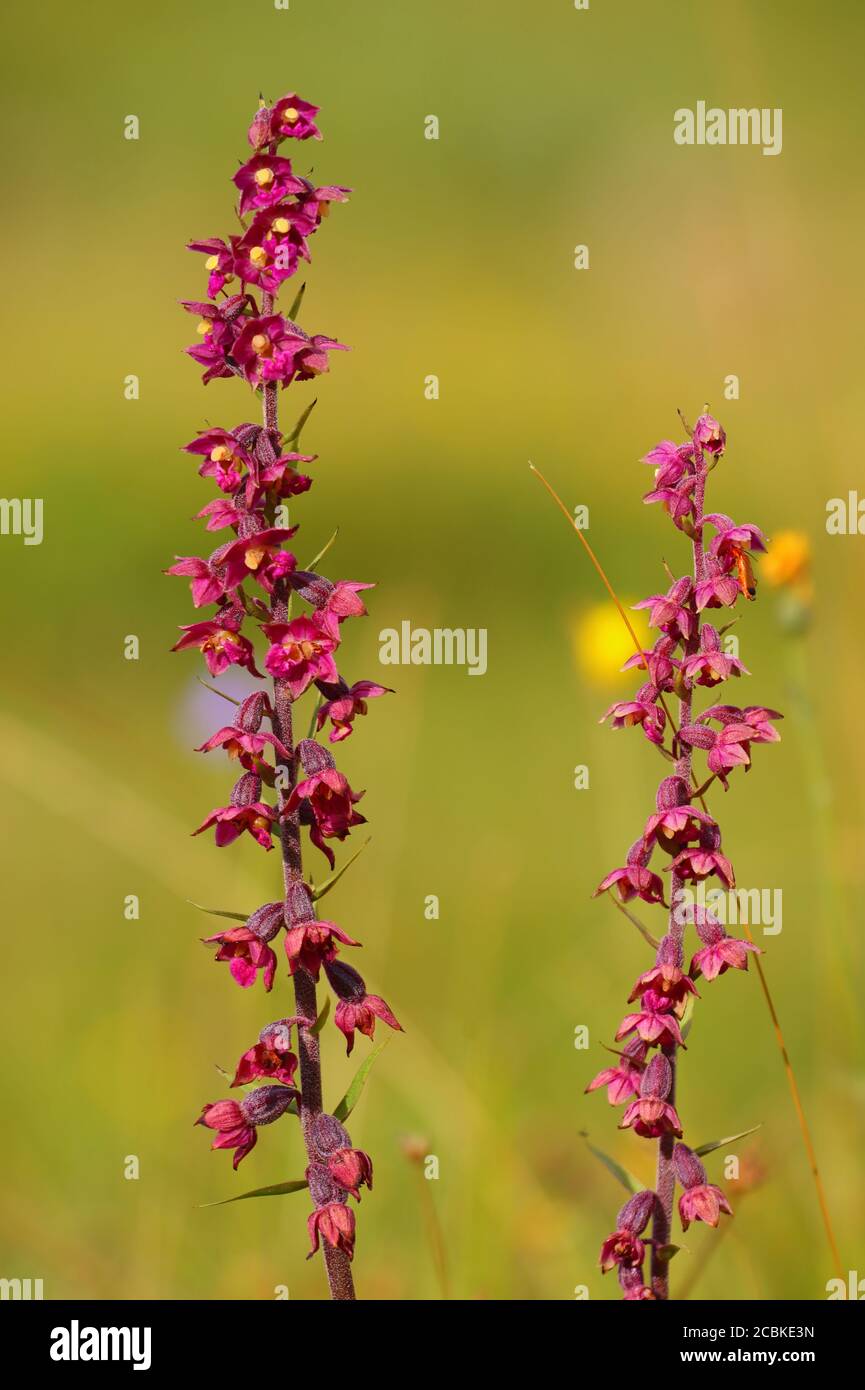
204,254 -> 220,270
254,167 -> 275,187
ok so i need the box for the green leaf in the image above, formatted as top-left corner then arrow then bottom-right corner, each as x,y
655,1243 -> 685,1263
196,677 -> 241,706
694,1124 -> 762,1158
287,282 -> 306,322
312,837 -> 372,902
306,697 -> 323,741
310,996 -> 331,1036
680,994 -> 696,1040
199,1179 -> 308,1209
305,527 -> 339,573
287,397 -> 317,446
333,1036 -> 391,1123
579,1132 -> 643,1195
188,901 -> 249,924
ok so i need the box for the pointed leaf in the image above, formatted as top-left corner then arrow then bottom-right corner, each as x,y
655,1243 -> 685,1263
305,527 -> 339,573
199,1179 -> 308,1209
694,1123 -> 762,1158
680,994 -> 696,1040
188,900 -> 249,924
306,697 -> 323,741
333,1035 -> 391,1123
579,1132 -> 643,1195
310,996 -> 331,1036
312,838 -> 371,903
287,397 -> 317,446
196,677 -> 241,706
287,282 -> 306,322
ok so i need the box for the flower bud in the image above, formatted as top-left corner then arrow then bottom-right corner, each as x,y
616,1189 -> 657,1235
296,738 -> 334,775
310,1112 -> 352,1158
673,1142 -> 707,1190
230,771 -> 262,807
656,776 -> 689,811
324,958 -> 366,1002
245,902 -> 286,942
240,1084 -> 296,1127
286,880 -> 315,924
641,1053 -> 672,1100
237,691 -> 269,732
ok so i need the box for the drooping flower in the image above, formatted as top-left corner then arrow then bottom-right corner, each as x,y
633,576 -> 695,643
690,915 -> 760,982
615,989 -> 685,1049
619,1054 -> 683,1139
599,1190 -> 657,1273
165,555 -> 225,608
283,917 -> 360,980
171,616 -> 261,677
585,1037 -> 648,1106
193,800 -> 279,850
307,1202 -> 356,1260
196,1085 -> 297,1169
674,1143 -> 733,1230
680,623 -> 749,688
594,839 -> 667,908
232,1018 -> 300,1087
315,679 -> 392,742
219,527 -> 298,592
599,683 -> 666,744
324,960 -> 402,1055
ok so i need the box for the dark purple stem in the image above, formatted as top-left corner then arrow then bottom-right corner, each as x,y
262,290 -> 356,1302
650,444 -> 707,1299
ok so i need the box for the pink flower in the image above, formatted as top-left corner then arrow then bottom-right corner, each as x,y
315,679 -> 392,742
195,724 -> 290,779
616,989 -> 685,1048
285,767 -> 366,868
326,1148 -> 374,1200
668,824 -> 735,888
193,801 -> 279,851
165,555 -> 225,608
204,926 -> 278,991
307,1202 -> 356,1260
694,554 -> 740,611
641,439 -> 694,488
187,237 -> 235,298
325,960 -> 402,1055
594,839 -> 667,908
203,903 -> 284,990
270,94 -> 323,142
619,1054 -> 683,1139
196,1085 -> 297,1169
283,918 -> 360,980
233,1019 -> 300,1087
585,1038 -> 648,1105
621,636 -> 680,693
690,915 -> 760,982
694,412 -> 726,457
233,314 -> 347,389
171,616 -> 261,678
599,1190 -> 657,1272
633,576 -> 695,642
263,615 -> 340,698
674,1143 -> 733,1230
183,428 -> 254,494
642,799 -> 717,856
643,473 -> 696,528
706,514 -> 766,569
219,527 -> 298,592
680,623 -> 749,688
233,155 -> 305,214
599,683 -> 667,745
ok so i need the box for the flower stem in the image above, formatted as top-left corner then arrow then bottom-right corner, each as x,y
650,451 -> 706,1299
263,357 -> 356,1302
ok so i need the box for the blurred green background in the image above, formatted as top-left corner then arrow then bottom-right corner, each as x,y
1,0 -> 863,1301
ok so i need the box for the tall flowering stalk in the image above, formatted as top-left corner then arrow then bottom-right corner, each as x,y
587,411 -> 780,1300
169,92 -> 400,1301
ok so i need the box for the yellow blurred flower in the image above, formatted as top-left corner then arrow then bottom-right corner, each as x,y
762,530 -> 813,603
571,601 -> 649,687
